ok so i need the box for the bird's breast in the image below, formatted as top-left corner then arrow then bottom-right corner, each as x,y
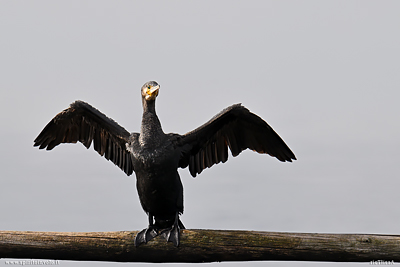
130,143 -> 179,172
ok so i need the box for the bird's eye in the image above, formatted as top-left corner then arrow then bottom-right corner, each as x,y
147,86 -> 151,89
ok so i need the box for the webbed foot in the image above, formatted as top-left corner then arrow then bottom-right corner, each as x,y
160,224 -> 181,247
159,212 -> 183,247
134,226 -> 158,247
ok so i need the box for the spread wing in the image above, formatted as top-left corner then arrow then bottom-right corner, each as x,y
177,104 -> 296,177
34,100 -> 134,175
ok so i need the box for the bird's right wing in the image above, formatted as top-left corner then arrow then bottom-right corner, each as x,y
34,100 -> 134,175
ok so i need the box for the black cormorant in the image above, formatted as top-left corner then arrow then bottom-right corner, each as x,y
34,81 -> 296,247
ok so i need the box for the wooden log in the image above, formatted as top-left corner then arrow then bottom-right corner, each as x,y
0,230 -> 399,263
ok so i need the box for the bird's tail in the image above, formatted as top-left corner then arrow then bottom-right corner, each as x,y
178,218 -> 185,229
154,215 -> 185,229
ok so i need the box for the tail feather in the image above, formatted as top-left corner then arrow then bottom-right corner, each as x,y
154,216 -> 185,229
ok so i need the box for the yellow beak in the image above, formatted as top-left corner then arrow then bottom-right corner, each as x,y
145,85 -> 160,100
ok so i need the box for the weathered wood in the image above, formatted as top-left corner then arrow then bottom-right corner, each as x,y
0,230 -> 399,263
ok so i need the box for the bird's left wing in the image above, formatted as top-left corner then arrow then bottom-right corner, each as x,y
176,104 -> 296,177
34,100 -> 134,175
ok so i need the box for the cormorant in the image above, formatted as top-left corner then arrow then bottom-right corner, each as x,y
34,81 -> 296,247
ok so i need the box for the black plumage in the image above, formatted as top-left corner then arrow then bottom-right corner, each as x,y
34,81 -> 296,246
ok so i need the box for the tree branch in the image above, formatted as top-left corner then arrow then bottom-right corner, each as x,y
0,230 -> 399,263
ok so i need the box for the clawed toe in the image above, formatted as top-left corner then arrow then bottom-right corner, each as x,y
168,225 -> 180,247
135,212 -> 183,247
134,226 -> 158,247
160,224 -> 181,247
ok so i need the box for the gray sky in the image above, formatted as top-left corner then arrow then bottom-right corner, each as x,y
1,1 -> 399,266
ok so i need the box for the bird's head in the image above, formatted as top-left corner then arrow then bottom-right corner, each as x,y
141,81 -> 160,101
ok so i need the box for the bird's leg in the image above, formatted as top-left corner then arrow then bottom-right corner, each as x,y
160,212 -> 182,247
134,213 -> 159,247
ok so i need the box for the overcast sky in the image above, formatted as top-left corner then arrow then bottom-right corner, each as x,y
1,1 -> 399,267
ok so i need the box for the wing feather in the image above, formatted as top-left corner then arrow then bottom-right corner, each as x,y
34,100 -> 134,176
177,104 -> 296,177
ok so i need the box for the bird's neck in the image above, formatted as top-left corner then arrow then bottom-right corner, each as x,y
139,100 -> 165,147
